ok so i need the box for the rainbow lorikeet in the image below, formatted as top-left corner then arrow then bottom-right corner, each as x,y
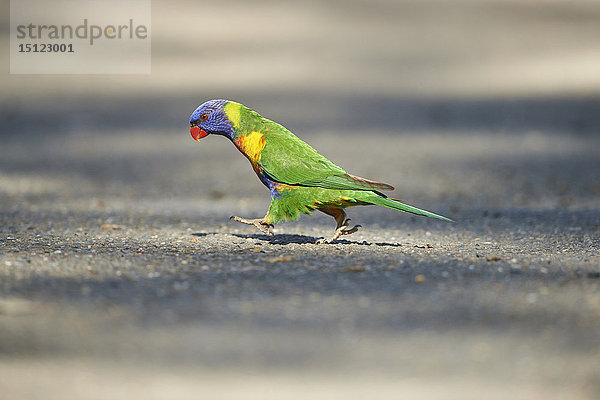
189,99 -> 452,244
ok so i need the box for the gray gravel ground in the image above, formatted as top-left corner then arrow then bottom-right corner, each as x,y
1,124 -> 599,399
2,1 -> 600,399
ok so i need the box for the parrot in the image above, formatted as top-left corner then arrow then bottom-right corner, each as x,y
189,99 -> 452,244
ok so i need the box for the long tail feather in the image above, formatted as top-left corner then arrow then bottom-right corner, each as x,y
372,196 -> 454,222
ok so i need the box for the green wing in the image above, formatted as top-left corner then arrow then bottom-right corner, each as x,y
258,120 -> 394,191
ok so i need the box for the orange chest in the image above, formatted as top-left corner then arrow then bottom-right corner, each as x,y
234,131 -> 266,164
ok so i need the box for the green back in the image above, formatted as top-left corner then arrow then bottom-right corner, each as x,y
235,104 -> 391,191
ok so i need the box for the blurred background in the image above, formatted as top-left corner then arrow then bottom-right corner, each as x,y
1,0 -> 600,399
2,0 -> 599,212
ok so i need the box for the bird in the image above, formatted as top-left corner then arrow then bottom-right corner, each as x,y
189,99 -> 452,244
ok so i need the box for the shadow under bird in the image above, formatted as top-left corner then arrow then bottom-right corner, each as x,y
189,99 -> 452,244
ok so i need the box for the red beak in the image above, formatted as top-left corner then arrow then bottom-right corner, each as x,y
190,126 -> 209,141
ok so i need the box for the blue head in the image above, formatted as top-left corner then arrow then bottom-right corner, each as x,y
189,99 -> 235,141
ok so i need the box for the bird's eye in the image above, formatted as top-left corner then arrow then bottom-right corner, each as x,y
200,113 -> 209,121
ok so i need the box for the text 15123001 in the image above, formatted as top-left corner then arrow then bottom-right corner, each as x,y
18,43 -> 74,53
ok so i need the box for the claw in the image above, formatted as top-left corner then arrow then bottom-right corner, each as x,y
315,208 -> 363,244
343,224 -> 362,235
230,215 -> 274,236
316,222 -> 362,244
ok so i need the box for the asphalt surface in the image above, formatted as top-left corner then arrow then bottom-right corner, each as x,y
1,123 -> 599,399
2,1 -> 600,399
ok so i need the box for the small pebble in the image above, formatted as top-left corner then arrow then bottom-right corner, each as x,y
265,256 -> 293,263
343,266 -> 366,272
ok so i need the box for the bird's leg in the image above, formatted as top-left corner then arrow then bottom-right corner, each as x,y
230,215 -> 274,236
316,207 -> 361,244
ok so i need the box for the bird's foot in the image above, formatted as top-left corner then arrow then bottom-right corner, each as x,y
230,216 -> 274,236
316,219 -> 361,244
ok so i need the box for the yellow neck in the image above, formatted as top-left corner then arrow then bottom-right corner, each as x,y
234,131 -> 266,164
